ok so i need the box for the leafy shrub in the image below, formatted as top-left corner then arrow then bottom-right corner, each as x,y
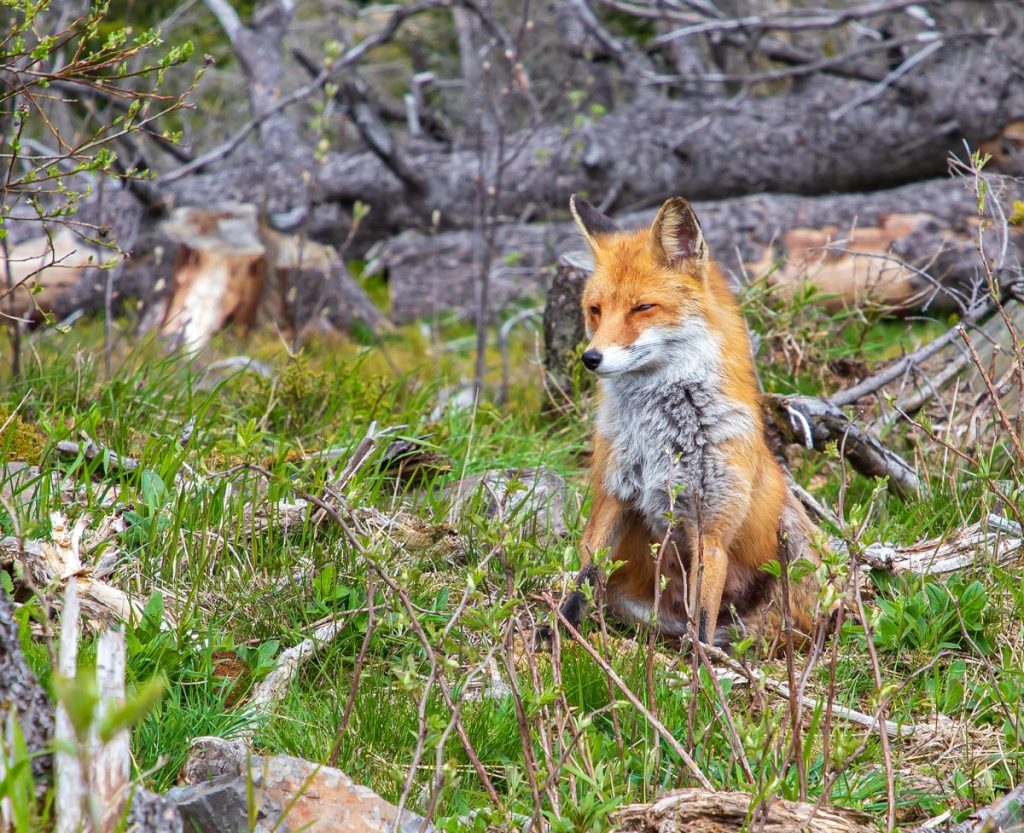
874,575 -> 990,654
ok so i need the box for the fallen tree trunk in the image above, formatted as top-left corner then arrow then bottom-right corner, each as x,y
307,26 -> 1024,241
0,227 -> 102,321
378,176 -> 1024,322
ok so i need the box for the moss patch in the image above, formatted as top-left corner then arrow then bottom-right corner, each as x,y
0,408 -> 47,465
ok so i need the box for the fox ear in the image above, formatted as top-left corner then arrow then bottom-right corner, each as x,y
570,194 -> 620,249
649,197 -> 707,268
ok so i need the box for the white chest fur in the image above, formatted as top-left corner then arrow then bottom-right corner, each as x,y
595,332 -> 755,532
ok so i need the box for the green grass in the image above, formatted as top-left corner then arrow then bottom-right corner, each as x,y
2,296 -> 1022,832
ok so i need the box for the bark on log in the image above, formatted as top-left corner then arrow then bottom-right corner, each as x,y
0,588 -> 55,784
612,789 -> 876,833
542,251 -> 591,398
262,227 -> 390,336
380,176 -> 1024,323
764,394 -> 922,499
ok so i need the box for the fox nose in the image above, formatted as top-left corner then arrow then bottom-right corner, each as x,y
581,349 -> 603,371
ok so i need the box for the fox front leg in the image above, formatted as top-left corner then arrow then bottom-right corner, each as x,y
560,563 -> 597,631
689,535 -> 728,645
560,486 -> 623,631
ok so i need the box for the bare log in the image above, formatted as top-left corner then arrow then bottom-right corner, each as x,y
858,515 -> 1023,575
0,227 -> 102,321
612,788 -> 876,833
263,227 -> 390,336
380,176 -> 1024,323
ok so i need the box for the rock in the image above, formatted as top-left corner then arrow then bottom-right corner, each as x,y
167,778 -> 249,833
168,750 -> 433,833
178,736 -> 250,785
127,791 -> 185,833
445,466 -> 571,540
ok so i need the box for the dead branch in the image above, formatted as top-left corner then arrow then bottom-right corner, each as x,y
56,438 -> 142,475
857,514 -> 1023,575
700,644 -> 915,740
164,0 -> 465,184
828,302 -> 1007,408
0,513 -> 153,626
241,614 -> 362,736
551,597 -> 714,789
290,48 -> 425,193
764,393 -> 922,499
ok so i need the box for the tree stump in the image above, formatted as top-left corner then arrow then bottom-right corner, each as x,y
543,250 -> 592,402
158,204 -> 390,350
160,203 -> 267,351
263,229 -> 389,336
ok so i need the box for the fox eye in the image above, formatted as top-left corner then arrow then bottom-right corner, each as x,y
589,305 -> 600,315
632,303 -> 656,312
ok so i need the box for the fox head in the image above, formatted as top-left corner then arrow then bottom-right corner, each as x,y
570,194 -> 713,379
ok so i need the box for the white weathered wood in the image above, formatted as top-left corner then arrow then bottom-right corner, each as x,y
0,513 -> 155,627
857,515 -> 1023,575
55,579 -> 84,833
92,629 -> 130,832
245,618 -> 349,729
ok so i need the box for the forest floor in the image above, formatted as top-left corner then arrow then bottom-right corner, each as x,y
2,278 -> 1022,832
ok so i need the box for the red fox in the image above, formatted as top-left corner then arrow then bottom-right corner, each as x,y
560,194 -> 823,647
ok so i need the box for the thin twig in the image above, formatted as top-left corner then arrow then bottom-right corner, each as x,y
958,325 -> 1024,466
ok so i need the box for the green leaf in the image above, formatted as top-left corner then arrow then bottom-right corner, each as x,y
98,675 -> 165,743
